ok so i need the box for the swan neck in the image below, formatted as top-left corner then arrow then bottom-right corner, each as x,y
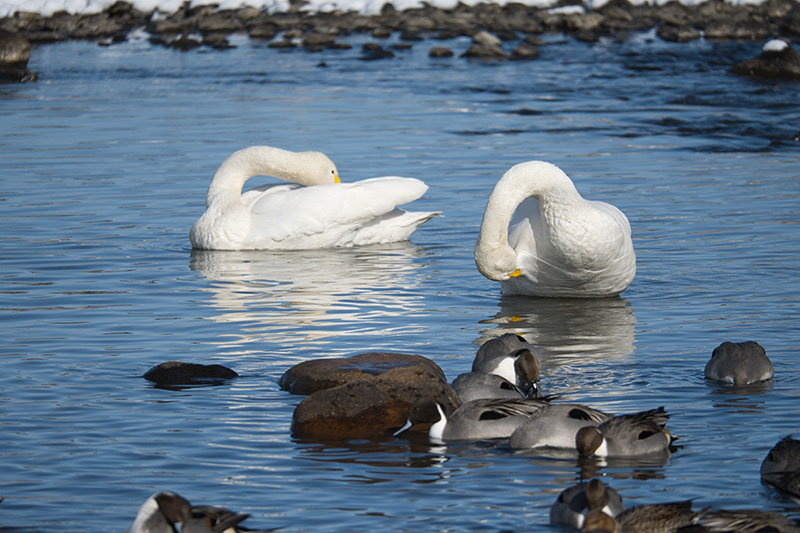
205,146 -> 310,206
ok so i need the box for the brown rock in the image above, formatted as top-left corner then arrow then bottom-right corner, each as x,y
284,352 -> 460,440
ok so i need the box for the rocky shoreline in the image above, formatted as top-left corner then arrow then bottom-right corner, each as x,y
2,0 -> 800,81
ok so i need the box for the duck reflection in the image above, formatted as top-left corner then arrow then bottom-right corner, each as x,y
478,296 -> 637,365
189,243 -> 429,346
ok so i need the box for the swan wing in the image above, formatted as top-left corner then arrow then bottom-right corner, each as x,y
246,177 -> 432,249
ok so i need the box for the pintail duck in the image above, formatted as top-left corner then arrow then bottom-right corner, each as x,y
761,435 -> 800,498
550,478 -> 625,529
704,341 -> 773,386
581,501 -> 701,533
510,402 -> 611,450
394,396 -> 551,444
576,407 -> 673,457
472,334 -> 542,395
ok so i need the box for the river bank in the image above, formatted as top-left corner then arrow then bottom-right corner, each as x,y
2,0 -> 799,50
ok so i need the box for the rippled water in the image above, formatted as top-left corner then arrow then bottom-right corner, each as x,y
1,30 -> 799,531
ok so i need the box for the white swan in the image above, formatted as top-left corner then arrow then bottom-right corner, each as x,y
190,146 -> 438,250
474,161 -> 635,297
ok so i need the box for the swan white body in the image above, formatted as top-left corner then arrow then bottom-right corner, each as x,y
475,161 -> 635,297
190,146 -> 438,251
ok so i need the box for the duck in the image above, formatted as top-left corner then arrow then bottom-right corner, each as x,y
575,407 -> 673,457
581,501 -> 701,533
474,161 -> 635,297
393,396 -> 551,444
129,492 -> 271,533
550,478 -> 625,529
510,402 -> 611,450
704,341 -> 774,386
190,145 -> 438,250
471,333 -> 542,395
761,435 -> 800,498
450,371 -> 529,403
685,509 -> 800,532
129,492 -> 192,533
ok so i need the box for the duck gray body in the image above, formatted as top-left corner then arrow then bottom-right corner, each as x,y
451,371 -> 527,402
511,403 -> 611,450
704,341 -> 773,385
550,479 -> 625,529
395,396 -> 551,443
576,407 -> 672,457
761,435 -> 800,498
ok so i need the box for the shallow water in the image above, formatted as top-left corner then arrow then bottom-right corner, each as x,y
1,30 -> 799,531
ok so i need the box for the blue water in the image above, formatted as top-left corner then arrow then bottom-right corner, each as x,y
1,30 -> 799,531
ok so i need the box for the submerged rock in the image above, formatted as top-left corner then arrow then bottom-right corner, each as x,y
282,352 -> 460,440
143,361 -> 239,385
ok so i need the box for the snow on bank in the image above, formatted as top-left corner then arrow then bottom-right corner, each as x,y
0,0 -> 768,18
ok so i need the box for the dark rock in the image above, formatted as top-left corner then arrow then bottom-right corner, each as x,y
371,27 -> 391,38
510,42 -> 540,60
657,23 -> 701,42
360,42 -> 394,60
284,352 -> 460,440
461,30 -> 508,60
429,45 -> 454,58
731,40 -> 800,80
143,361 -> 239,385
203,33 -> 235,49
168,34 -> 202,51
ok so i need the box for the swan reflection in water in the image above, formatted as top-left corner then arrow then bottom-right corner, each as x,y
478,296 -> 637,366
189,243 -> 429,347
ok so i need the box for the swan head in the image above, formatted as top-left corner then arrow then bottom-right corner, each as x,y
298,151 -> 340,185
475,238 -> 522,280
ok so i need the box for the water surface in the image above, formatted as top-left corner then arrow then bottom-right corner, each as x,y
1,31 -> 799,531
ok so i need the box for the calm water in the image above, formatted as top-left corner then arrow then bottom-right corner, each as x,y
1,30 -> 799,531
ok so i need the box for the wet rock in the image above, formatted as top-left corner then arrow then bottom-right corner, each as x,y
510,42 -> 540,60
282,352 -> 460,440
203,33 -> 234,49
657,23 -> 701,43
429,45 -> 454,58
731,40 -> 800,80
461,30 -> 508,60
0,29 -> 36,82
360,42 -> 394,60
280,352 -> 446,395
143,361 -> 239,385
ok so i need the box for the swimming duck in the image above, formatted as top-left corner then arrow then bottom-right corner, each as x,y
190,145 -> 437,250
510,403 -> 611,450
686,509 -> 800,532
472,333 -> 542,395
550,478 -> 625,529
451,371 -> 528,403
581,501 -> 700,533
704,341 -> 774,386
761,435 -> 800,498
129,492 -> 271,533
474,161 -> 635,297
394,396 -> 551,444
576,407 -> 673,457
129,492 -> 191,533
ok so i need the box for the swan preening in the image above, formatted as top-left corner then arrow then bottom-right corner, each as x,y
190,146 -> 438,251
475,161 -> 636,298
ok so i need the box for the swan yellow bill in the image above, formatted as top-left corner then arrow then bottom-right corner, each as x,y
508,269 -> 522,278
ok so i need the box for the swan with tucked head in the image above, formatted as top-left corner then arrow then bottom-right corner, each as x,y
190,145 -> 438,251
475,161 -> 635,297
